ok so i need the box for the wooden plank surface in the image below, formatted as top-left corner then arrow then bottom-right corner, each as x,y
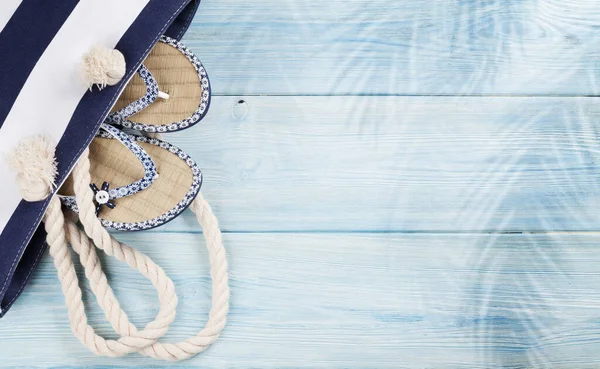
6,1 -> 600,367
155,95 -> 600,232
2,232 -> 600,368
184,0 -> 600,95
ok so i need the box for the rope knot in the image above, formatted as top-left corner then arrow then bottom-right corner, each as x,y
7,135 -> 58,202
81,46 -> 126,90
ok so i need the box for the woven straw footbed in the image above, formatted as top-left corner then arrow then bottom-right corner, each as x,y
59,137 -> 193,223
110,42 -> 203,125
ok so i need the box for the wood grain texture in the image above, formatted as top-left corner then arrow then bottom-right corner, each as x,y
184,0 -> 600,95
6,1 -> 600,367
2,232 -> 600,368
153,95 -> 600,232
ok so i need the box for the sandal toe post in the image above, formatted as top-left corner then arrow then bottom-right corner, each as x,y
107,36 -> 211,133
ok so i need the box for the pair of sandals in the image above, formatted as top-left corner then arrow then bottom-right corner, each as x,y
59,36 -> 210,231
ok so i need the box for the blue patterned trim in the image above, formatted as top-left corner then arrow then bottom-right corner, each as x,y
105,65 -> 159,125
59,127 -> 202,232
109,36 -> 211,133
59,123 -> 158,214
102,135 -> 202,231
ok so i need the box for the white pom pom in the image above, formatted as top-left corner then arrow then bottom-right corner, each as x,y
6,135 -> 58,202
80,46 -> 126,90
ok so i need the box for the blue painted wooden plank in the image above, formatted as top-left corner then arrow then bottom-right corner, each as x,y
2,232 -> 600,368
149,96 -> 600,232
184,0 -> 600,95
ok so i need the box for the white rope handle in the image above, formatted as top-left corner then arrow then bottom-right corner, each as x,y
60,195 -> 229,360
11,137 -> 179,356
44,196 -> 178,356
12,135 -> 230,360
59,147 -> 229,360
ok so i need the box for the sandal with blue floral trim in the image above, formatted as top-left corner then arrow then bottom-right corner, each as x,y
105,35 -> 211,133
58,123 -> 202,231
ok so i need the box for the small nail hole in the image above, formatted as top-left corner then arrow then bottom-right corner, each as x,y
232,99 -> 249,120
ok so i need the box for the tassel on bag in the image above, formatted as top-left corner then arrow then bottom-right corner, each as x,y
80,46 -> 126,90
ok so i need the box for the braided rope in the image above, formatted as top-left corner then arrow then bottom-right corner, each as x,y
30,143 -> 229,360
44,195 -> 177,357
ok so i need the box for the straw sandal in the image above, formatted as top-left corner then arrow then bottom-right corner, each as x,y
105,36 -> 211,133
3,0 -> 231,361
59,123 -> 202,231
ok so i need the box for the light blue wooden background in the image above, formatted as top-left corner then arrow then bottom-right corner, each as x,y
3,0 -> 600,367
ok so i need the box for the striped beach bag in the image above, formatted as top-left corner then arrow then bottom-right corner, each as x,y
0,0 -> 229,361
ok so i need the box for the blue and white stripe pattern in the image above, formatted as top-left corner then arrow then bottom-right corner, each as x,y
0,0 -> 201,317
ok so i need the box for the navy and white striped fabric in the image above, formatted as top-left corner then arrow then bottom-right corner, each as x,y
0,0 -> 201,317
